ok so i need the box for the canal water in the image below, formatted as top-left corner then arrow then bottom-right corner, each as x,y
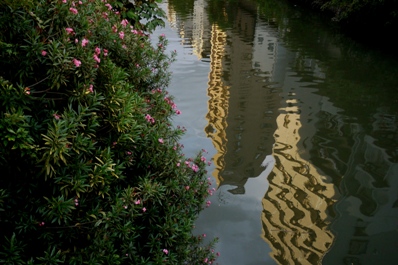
153,0 -> 398,264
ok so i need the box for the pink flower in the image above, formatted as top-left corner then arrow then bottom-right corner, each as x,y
162,249 -> 168,255
121,19 -> 128,27
105,3 -> 112,10
119,31 -> 125,40
142,207 -> 146,212
65,27 -> 74,35
191,164 -> 199,172
201,156 -> 206,162
134,199 -> 141,205
75,38 -> 78,43
103,49 -> 108,56
145,114 -> 155,124
185,186 -> 190,191
72,58 -> 81,67
95,47 -> 101,55
41,50 -> 47,56
175,109 -> 181,115
82,38 -> 89,47
204,258 -> 208,263
78,1 -> 82,4
112,25 -> 117,33
177,162 -> 180,167
69,7 -> 78,14
53,113 -> 61,120
93,54 -> 100,63
158,138 -> 164,144
62,0 -> 67,3
88,84 -> 93,93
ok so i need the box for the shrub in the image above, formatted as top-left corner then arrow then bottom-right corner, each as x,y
0,0 -> 217,264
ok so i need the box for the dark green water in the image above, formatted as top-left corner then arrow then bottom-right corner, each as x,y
154,0 -> 398,264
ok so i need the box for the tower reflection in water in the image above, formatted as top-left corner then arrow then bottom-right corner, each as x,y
167,0 -> 398,264
200,1 -> 338,263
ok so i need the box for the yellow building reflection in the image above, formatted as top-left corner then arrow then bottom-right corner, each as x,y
167,0 -> 339,263
262,111 -> 336,264
202,12 -> 338,263
205,24 -> 230,185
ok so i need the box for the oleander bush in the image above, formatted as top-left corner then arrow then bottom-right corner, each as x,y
0,0 -> 217,264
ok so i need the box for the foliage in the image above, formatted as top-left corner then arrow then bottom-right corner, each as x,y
287,0 -> 398,29
114,0 -> 166,32
0,0 -> 217,264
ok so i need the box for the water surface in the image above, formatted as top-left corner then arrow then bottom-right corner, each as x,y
154,0 -> 398,264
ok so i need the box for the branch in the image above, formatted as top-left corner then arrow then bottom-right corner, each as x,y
27,76 -> 49,88
44,220 -> 98,229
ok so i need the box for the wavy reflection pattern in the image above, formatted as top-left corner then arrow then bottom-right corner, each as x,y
165,0 -> 398,263
262,110 -> 336,265
205,24 -> 229,185
317,112 -> 398,265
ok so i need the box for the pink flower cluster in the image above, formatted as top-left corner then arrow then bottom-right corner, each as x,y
82,38 -> 89,47
119,31 -> 125,40
65,27 -> 74,35
93,47 -> 101,64
191,164 -> 199,172
208,187 -> 216,196
93,53 -> 100,63
121,19 -> 129,27
105,3 -> 112,10
72,58 -> 81,67
145,114 -> 155,124
163,97 -> 182,115
164,96 -> 176,109
69,7 -> 78,14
